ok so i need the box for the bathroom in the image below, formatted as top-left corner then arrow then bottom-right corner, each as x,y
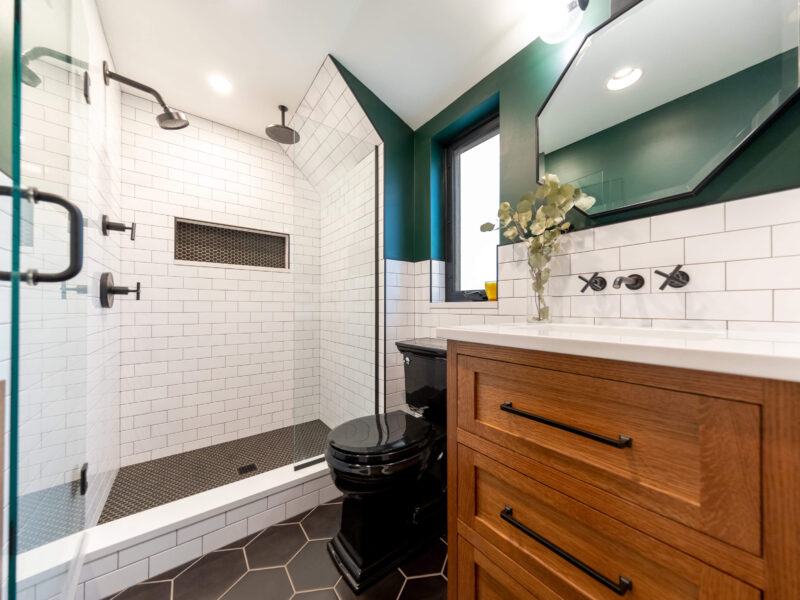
1,0 -> 799,598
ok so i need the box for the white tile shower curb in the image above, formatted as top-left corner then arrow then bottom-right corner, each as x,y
17,462 -> 335,600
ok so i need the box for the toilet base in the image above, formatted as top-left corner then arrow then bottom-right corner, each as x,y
328,466 -> 446,593
327,531 -> 434,594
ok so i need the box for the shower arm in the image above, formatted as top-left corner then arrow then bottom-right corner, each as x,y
21,46 -> 88,70
103,61 -> 169,110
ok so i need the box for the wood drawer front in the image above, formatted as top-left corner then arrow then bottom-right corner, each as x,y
457,535 -> 563,600
458,446 -> 761,600
457,355 -> 761,554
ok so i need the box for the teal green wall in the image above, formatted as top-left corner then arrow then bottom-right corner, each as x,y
331,57 -> 415,261
415,1 -> 610,261
545,50 -> 798,214
334,0 -> 800,262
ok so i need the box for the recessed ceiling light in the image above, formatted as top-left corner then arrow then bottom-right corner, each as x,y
606,67 -> 642,91
208,74 -> 232,94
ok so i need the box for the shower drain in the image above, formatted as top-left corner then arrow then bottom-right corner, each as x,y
237,463 -> 258,476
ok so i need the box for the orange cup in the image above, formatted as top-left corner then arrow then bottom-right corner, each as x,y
485,281 -> 497,301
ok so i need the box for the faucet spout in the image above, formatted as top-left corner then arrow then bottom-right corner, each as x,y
612,274 -> 645,290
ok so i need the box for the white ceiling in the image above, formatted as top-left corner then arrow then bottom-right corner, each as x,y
539,0 -> 800,153
95,0 -> 551,135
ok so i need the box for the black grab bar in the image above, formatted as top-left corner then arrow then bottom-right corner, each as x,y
0,185 -> 84,284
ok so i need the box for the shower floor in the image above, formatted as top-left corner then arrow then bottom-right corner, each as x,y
100,420 -> 331,523
17,420 -> 330,552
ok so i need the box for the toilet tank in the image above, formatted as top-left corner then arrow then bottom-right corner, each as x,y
395,338 -> 447,425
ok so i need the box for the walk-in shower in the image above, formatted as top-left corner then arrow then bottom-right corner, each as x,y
2,2 -> 382,598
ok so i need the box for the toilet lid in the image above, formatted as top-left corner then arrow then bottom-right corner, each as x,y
327,411 -> 433,458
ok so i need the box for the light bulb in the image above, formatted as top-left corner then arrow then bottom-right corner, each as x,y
606,67 -> 643,91
208,74 -> 232,94
539,0 -> 585,44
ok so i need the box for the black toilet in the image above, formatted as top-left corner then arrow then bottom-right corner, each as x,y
325,338 -> 447,593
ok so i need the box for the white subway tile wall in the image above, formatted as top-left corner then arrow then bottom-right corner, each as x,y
117,96 -> 315,466
408,188 -> 800,334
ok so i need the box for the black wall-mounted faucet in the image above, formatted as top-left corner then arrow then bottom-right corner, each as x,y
100,272 -> 141,308
655,265 -> 690,290
612,274 -> 645,290
578,272 -> 606,293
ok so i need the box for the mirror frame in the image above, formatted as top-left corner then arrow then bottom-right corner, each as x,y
536,0 -> 800,218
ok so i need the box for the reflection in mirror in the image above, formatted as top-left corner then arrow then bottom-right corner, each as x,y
538,0 -> 800,215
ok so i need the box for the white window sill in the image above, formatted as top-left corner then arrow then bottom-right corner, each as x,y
429,301 -> 498,310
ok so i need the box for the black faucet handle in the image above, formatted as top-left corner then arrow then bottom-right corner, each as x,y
102,214 -> 136,240
655,265 -> 690,290
578,272 -> 606,293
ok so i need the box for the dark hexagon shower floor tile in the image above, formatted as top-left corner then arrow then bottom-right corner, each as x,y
109,499 -> 448,600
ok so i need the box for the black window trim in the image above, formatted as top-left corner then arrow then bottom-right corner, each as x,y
443,114 -> 500,302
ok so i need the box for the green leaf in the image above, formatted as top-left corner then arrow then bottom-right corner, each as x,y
480,222 -> 495,232
574,194 -> 596,212
517,198 -> 532,214
559,184 -> 575,197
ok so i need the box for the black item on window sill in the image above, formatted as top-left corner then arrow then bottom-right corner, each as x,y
462,290 -> 488,302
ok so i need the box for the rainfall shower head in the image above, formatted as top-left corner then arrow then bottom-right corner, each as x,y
20,47 -> 88,88
265,105 -> 300,144
103,61 -> 189,130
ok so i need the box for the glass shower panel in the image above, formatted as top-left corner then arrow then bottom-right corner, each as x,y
289,117 -> 379,467
8,0 -> 91,597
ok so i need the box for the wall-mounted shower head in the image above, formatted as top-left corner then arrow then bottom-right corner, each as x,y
103,61 -> 189,130
265,105 -> 300,144
156,108 -> 190,130
20,47 -> 88,88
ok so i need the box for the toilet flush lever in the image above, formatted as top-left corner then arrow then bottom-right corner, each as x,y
100,272 -> 141,308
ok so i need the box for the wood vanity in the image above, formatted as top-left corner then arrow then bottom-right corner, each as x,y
444,336 -> 800,599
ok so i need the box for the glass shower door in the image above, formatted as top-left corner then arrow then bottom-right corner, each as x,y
5,0 -> 92,597
288,114 -> 380,467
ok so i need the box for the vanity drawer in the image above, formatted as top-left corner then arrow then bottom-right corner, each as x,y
456,355 -> 761,554
457,446 -> 761,600
457,534 -> 563,600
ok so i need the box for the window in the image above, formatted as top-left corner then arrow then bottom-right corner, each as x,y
444,116 -> 499,301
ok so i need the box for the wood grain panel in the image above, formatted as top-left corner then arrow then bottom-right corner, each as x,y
457,534 -> 563,600
457,354 -> 761,553
458,445 -> 761,600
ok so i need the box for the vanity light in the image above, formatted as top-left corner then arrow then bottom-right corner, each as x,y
540,0 -> 590,45
208,73 -> 232,94
606,67 -> 643,91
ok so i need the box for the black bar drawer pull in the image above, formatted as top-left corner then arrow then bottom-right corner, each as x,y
500,506 -> 633,596
0,185 -> 84,284
500,401 -> 632,448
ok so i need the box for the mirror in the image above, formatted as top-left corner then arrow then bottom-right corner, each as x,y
538,0 -> 800,215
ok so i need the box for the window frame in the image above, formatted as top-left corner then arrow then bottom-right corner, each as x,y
443,114 -> 500,302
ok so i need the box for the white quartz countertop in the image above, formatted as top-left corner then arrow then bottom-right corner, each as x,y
435,323 -> 800,383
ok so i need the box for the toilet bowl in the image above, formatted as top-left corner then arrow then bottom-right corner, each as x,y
325,338 -> 447,593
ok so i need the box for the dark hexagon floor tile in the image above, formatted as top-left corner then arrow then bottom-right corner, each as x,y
220,568 -> 293,600
292,589 -> 339,599
246,524 -> 307,568
173,549 -> 247,600
287,540 -> 340,591
110,582 -> 171,600
399,538 -> 447,577
398,575 -> 447,600
301,503 -> 342,540
334,569 -> 405,600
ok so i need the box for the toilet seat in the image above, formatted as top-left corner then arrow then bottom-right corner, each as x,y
326,411 -> 440,475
